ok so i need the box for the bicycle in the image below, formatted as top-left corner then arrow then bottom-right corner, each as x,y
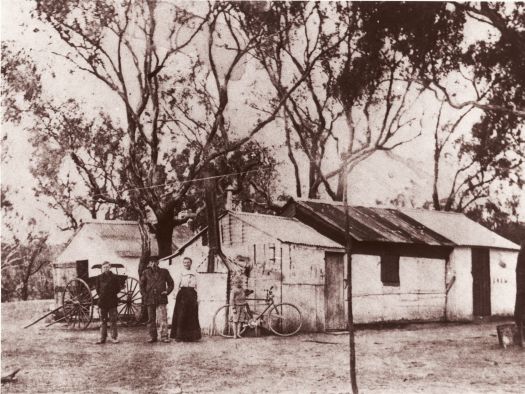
213,286 -> 302,337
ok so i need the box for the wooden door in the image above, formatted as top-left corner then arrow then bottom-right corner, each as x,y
325,252 -> 346,330
472,248 -> 491,316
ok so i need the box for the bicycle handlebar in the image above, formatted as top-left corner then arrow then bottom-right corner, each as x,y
265,286 -> 274,302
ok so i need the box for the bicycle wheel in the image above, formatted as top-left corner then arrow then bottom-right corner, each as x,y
212,305 -> 234,337
268,303 -> 302,336
213,305 -> 251,337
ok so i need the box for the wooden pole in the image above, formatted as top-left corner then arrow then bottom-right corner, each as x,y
203,167 -> 220,273
24,305 -> 64,329
343,165 -> 358,394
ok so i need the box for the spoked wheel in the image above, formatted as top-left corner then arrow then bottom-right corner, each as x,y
268,303 -> 302,336
213,305 -> 248,338
62,278 -> 93,330
117,277 -> 142,326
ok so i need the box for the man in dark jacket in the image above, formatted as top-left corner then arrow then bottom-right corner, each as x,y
515,240 -> 525,347
95,261 -> 121,344
140,257 -> 174,343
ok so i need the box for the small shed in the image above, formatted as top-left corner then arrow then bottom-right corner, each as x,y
400,208 -> 520,320
53,220 -> 193,306
282,198 -> 520,325
162,211 -> 345,333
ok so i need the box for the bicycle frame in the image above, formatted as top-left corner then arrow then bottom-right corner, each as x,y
213,286 -> 302,337
242,297 -> 274,326
238,287 -> 279,328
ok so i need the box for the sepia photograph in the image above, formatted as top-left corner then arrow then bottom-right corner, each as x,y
1,1 -> 524,393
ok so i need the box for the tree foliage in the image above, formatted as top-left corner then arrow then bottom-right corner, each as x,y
25,0 -> 314,257
428,2 -> 524,212
2,1 -> 524,258
1,213 -> 52,301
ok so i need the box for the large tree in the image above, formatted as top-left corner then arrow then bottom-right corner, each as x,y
427,2 -> 525,212
239,2 -> 467,202
429,96 -> 524,212
30,0 -> 321,257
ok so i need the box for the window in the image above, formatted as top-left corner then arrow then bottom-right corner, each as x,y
381,254 -> 400,286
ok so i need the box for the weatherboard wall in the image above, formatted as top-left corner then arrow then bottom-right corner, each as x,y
166,214 -> 333,332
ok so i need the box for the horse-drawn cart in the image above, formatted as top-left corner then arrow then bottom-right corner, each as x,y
26,264 -> 142,330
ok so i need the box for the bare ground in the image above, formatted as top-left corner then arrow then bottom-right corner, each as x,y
1,300 -> 524,393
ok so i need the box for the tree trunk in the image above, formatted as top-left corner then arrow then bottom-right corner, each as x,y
432,132 -> 441,210
20,273 -> 30,301
335,170 -> 345,202
137,216 -> 151,324
308,160 -> 321,199
137,217 -> 151,277
203,168 -> 221,273
155,215 -> 176,259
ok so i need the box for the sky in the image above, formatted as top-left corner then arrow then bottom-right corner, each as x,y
1,0 -> 524,244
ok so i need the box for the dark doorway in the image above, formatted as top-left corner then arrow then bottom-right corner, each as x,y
472,248 -> 491,316
76,260 -> 89,281
325,252 -> 346,330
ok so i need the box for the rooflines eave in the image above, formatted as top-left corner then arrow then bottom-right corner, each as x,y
161,212 -> 228,261
294,199 -> 364,242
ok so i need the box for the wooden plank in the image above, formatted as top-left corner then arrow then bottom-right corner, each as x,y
325,252 -> 346,330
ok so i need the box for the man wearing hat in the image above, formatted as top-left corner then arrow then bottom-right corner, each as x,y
140,257 -> 174,343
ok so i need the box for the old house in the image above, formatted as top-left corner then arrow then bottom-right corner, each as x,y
161,211 -> 344,333
53,220 -> 193,306
282,198 -> 520,325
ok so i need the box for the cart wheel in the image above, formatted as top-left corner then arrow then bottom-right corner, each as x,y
62,278 -> 93,330
117,277 -> 142,326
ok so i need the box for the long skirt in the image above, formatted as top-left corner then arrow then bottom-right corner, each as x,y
170,287 -> 201,341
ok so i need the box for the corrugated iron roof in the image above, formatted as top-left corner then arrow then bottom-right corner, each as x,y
294,199 -> 453,246
232,211 -> 344,249
400,209 -> 520,250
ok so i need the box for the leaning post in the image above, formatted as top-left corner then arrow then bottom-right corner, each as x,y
342,163 -> 358,394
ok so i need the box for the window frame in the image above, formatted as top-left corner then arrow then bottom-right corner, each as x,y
380,254 -> 400,287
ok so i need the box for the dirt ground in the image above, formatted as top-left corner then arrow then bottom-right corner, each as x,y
1,301 -> 524,394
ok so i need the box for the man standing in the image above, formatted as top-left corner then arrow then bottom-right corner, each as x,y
140,257 -> 174,343
95,261 -> 121,344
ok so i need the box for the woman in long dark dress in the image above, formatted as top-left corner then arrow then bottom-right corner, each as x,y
170,257 -> 201,342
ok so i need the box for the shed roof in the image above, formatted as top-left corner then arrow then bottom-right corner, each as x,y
60,220 -> 194,259
291,199 -> 453,246
400,209 -> 520,250
232,211 -> 344,249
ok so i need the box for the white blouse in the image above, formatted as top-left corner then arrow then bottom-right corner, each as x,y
178,269 -> 197,289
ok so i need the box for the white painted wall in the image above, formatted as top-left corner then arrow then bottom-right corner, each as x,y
490,249 -> 518,316
348,254 -> 446,324
56,228 -> 140,280
445,247 -> 473,321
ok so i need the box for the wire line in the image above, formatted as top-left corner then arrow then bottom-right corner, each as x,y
92,166 -> 271,199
